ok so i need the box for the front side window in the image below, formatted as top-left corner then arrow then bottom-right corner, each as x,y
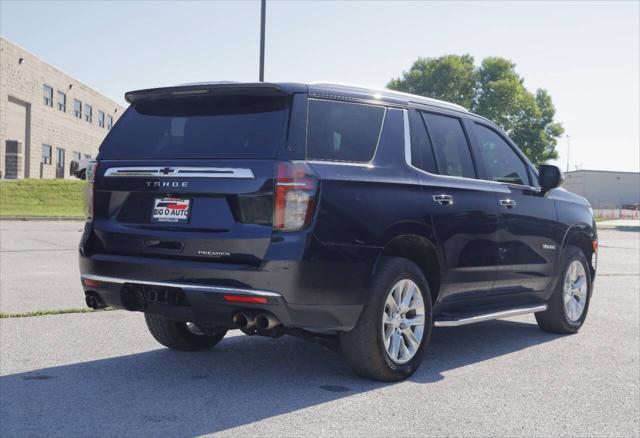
422,112 -> 475,178
57,91 -> 66,112
474,123 -> 529,186
84,104 -> 93,123
98,111 -> 105,128
42,144 -> 52,164
74,100 -> 82,118
306,99 -> 385,162
43,85 -> 53,107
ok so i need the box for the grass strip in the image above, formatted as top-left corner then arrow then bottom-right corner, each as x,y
0,307 -> 114,319
0,179 -> 85,218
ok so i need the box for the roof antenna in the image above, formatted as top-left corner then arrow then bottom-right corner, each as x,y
259,0 -> 266,82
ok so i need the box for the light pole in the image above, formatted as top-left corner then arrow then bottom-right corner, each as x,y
259,0 -> 266,82
566,134 -> 571,172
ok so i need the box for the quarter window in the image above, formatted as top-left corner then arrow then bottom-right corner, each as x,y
74,100 -> 82,118
409,110 -> 437,173
306,100 -> 385,162
84,104 -> 93,123
474,123 -> 529,186
422,112 -> 475,178
43,85 -> 53,107
42,144 -> 52,164
57,91 -> 66,112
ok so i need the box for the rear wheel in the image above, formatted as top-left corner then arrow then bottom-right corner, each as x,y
144,313 -> 227,351
536,245 -> 592,334
340,257 -> 432,381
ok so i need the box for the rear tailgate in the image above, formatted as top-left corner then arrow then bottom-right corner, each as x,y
92,159 -> 275,264
90,84 -> 301,264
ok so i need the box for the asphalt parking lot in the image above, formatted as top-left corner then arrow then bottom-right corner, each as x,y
0,221 -> 638,437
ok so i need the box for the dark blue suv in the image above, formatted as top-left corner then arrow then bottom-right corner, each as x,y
78,82 -> 597,381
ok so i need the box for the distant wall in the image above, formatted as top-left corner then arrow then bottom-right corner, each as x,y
564,170 -> 640,208
0,37 -> 125,179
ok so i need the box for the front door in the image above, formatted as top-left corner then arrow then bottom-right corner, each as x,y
470,122 -> 561,299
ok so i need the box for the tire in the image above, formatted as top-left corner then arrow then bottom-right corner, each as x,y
535,245 -> 592,334
339,257 -> 433,381
144,313 -> 227,351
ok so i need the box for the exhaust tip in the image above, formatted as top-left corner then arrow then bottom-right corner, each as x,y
255,313 -> 280,330
85,292 -> 106,310
232,312 -> 255,329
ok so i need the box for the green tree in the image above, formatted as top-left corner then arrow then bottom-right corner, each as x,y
387,55 -> 563,165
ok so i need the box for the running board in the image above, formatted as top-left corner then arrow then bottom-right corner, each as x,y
433,305 -> 547,327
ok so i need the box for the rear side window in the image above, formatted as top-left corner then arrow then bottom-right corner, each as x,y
474,123 -> 529,186
422,112 -> 475,178
99,95 -> 289,159
306,99 -> 385,162
409,110 -> 437,173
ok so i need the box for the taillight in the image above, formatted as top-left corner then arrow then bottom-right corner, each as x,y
84,161 -> 98,221
274,161 -> 319,231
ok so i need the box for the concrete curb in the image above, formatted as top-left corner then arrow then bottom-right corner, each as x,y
0,216 -> 84,222
597,224 -> 640,232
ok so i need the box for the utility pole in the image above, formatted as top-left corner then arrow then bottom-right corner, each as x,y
259,0 -> 266,82
566,134 -> 571,172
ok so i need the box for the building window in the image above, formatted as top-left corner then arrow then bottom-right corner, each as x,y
74,100 -> 82,118
73,152 -> 82,162
56,147 -> 65,179
43,85 -> 53,107
42,144 -> 52,164
84,154 -> 91,159
84,104 -> 93,123
57,91 -> 66,112
98,111 -> 105,128
107,115 -> 113,130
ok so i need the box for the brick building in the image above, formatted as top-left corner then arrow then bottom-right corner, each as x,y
0,37 -> 124,179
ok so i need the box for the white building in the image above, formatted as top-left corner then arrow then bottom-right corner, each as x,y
563,170 -> 640,209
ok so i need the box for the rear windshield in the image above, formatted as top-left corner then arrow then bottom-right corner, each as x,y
306,99 -> 385,162
99,95 -> 289,159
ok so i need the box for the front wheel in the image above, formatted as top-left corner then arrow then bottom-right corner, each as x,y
340,257 -> 433,381
144,313 -> 227,351
536,245 -> 592,334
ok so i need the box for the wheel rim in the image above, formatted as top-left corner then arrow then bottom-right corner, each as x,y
382,279 -> 426,364
563,260 -> 588,322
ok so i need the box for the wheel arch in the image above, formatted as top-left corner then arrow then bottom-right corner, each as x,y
375,234 -> 443,304
561,224 -> 596,280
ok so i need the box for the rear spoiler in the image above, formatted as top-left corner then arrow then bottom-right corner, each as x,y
125,82 -> 307,104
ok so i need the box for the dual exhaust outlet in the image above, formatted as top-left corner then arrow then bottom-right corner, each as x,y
233,312 -> 280,330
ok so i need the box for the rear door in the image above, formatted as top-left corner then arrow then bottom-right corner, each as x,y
469,121 -> 562,296
410,109 -> 501,306
92,86 -> 300,265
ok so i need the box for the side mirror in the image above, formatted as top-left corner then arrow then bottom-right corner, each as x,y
538,164 -> 564,193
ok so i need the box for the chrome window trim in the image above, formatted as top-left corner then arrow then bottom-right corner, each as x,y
402,109 -> 541,192
104,166 -> 255,179
81,274 -> 281,297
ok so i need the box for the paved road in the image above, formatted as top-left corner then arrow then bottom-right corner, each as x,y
0,222 -> 638,436
0,220 -> 85,313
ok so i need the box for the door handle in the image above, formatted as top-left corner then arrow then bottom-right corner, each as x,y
433,194 -> 453,206
499,199 -> 517,209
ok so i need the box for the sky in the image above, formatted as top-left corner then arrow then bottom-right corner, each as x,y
1,0 -> 638,172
